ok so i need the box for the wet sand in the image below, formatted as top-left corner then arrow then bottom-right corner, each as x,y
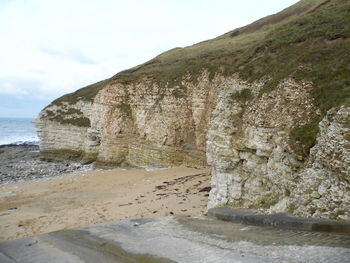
0,167 -> 210,241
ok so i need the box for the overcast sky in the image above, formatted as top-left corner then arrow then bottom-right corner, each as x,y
0,0 -> 299,118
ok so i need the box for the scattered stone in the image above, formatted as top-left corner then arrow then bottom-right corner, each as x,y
0,145 -> 93,185
0,213 -> 10,216
119,203 -> 132,207
25,240 -> 38,247
199,186 -> 211,192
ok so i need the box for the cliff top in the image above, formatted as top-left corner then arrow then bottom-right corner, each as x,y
49,0 -> 350,151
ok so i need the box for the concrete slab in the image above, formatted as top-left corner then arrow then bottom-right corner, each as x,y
1,216 -> 349,263
208,207 -> 350,235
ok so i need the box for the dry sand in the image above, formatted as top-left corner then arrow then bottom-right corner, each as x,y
0,167 -> 210,241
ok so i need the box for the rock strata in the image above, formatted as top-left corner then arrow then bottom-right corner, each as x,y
35,0 -> 350,221
207,78 -> 350,220
36,73 -> 350,221
36,72 -> 219,168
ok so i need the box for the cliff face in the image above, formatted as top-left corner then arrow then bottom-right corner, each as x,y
36,72 -> 219,167
206,76 -> 350,220
36,0 -> 350,220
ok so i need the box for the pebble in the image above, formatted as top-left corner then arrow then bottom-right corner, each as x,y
0,144 -> 92,184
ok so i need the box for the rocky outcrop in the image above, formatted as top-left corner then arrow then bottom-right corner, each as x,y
288,106 -> 350,220
207,77 -> 350,220
36,101 -> 93,161
37,73 -> 350,221
36,72 -> 219,167
36,0 -> 350,221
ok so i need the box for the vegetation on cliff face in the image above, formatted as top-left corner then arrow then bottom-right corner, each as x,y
241,0 -> 350,152
117,103 -> 132,116
46,109 -> 91,127
51,79 -> 109,106
48,0 -> 349,153
230,89 -> 254,103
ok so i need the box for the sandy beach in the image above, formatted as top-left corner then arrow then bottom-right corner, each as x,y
0,166 -> 210,241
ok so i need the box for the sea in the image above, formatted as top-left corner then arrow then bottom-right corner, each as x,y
0,117 -> 39,146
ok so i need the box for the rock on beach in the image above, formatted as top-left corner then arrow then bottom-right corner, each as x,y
0,144 -> 92,184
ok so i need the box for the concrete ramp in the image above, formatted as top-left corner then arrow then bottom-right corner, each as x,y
1,216 -> 349,263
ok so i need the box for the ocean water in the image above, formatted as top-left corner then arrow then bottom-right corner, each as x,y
0,117 -> 39,146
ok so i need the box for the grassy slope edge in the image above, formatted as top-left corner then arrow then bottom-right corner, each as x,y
48,0 -> 350,153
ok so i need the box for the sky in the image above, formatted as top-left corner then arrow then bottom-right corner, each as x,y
0,0 -> 299,118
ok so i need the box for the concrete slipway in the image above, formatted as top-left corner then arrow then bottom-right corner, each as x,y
1,210 -> 350,263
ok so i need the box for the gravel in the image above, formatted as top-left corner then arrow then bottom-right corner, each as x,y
0,144 -> 92,184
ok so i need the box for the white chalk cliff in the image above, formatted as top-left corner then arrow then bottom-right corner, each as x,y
36,0 -> 350,220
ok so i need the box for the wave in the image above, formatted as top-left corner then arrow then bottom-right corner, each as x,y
0,135 -> 39,146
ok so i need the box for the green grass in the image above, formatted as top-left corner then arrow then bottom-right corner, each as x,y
51,79 -> 109,105
46,108 -> 91,127
117,103 -> 131,115
50,115 -> 91,127
230,89 -> 253,102
238,0 -> 350,153
172,84 -> 187,99
50,0 -> 329,106
47,0 -> 350,155
241,0 -> 350,111
290,117 -> 321,156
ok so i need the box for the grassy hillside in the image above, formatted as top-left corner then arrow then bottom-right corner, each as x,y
50,0 -> 350,152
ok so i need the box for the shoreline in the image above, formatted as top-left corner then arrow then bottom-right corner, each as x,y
0,145 -> 211,241
0,144 -> 92,185
0,167 -> 210,241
